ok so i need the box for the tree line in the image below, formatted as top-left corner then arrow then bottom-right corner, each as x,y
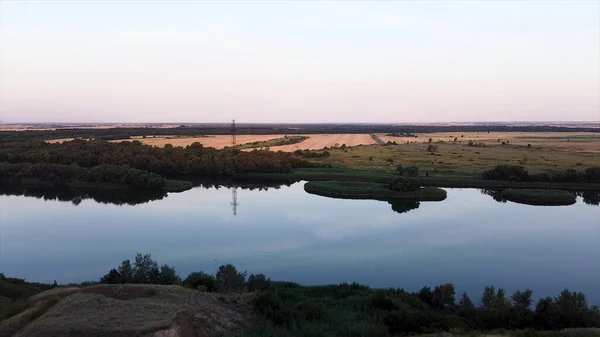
95,254 -> 599,334
0,139 -> 321,189
482,165 -> 600,184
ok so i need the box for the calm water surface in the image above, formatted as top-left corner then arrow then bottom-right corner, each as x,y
1,183 -> 599,304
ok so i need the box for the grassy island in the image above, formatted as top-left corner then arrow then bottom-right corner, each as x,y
304,181 -> 447,201
502,189 -> 577,206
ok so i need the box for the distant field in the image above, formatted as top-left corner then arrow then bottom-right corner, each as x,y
309,133 -> 600,176
267,134 -> 376,151
378,132 -> 600,153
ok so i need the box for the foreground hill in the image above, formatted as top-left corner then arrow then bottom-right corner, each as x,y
0,284 -> 254,337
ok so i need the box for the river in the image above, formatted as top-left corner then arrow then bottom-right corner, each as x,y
1,183 -> 599,305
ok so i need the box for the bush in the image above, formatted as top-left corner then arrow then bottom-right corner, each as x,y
183,271 -> 216,292
247,273 -> 271,291
388,177 -> 421,192
482,165 -> 529,181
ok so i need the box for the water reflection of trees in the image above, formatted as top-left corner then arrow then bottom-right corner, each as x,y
0,181 -> 294,207
480,189 -> 507,203
0,187 -> 167,206
387,200 -> 420,214
575,192 -> 600,205
481,189 -> 599,206
191,180 -> 293,192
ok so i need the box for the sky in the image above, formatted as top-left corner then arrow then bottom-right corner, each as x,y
0,1 -> 599,123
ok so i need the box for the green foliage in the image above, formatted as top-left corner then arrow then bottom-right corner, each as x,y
100,253 -> 180,285
216,264 -> 247,292
0,139 -> 319,191
183,272 -> 216,292
248,274 -> 271,292
388,177 -> 421,192
483,165 -> 529,181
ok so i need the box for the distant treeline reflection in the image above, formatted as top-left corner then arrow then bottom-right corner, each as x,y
480,189 -> 600,205
0,181 -> 294,206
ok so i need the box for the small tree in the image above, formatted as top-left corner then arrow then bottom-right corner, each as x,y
118,260 -> 133,283
216,264 -> 247,292
132,253 -> 160,284
247,273 -> 271,291
432,283 -> 456,311
158,264 -> 181,285
101,268 -> 124,284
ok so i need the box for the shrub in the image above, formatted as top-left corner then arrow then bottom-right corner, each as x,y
388,177 -> 421,192
100,269 -> 125,284
426,144 -> 438,153
247,273 -> 271,291
482,165 -> 529,181
184,271 -> 216,292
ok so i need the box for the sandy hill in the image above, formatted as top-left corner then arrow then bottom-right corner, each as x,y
0,284 -> 254,337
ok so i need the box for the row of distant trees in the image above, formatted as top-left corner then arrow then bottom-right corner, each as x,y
96,253 -> 600,333
0,139 -> 323,188
482,165 -> 600,183
100,253 -> 270,292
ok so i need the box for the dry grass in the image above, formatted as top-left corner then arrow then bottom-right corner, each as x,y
1,284 -> 254,337
309,136 -> 600,177
268,134 -> 376,151
378,132 -> 600,153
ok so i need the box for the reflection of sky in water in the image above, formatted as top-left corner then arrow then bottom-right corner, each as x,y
1,184 -> 599,305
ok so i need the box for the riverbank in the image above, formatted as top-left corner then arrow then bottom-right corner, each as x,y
235,168 -> 600,191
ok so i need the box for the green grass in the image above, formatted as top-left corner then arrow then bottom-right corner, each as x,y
304,181 -> 447,201
235,136 -> 309,149
501,189 -> 577,206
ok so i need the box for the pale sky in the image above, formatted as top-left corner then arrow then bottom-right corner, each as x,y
0,1 -> 599,123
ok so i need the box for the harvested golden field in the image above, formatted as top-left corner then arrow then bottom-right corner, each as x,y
268,134 -> 376,151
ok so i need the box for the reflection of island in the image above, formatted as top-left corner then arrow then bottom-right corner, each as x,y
480,189 -> 507,203
576,191 -> 600,205
387,200 -> 420,214
481,189 -> 600,206
0,186 -> 167,206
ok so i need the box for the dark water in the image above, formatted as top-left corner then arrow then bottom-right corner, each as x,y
1,183 -> 599,305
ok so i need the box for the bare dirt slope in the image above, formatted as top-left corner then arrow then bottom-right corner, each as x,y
0,284 -> 254,337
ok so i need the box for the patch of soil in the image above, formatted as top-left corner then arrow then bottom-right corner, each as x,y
0,285 -> 255,337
